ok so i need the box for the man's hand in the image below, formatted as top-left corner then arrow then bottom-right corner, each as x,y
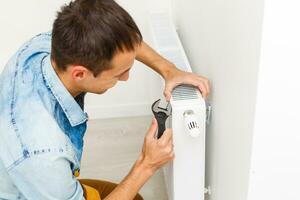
163,67 -> 210,101
103,118 -> 173,200
136,41 -> 210,101
138,118 -> 174,173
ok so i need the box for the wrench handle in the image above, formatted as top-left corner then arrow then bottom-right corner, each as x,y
154,112 -> 168,139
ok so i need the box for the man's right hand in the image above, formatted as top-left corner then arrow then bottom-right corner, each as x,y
103,118 -> 174,200
138,118 -> 175,173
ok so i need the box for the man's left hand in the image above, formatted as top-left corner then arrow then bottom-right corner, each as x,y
163,67 -> 210,101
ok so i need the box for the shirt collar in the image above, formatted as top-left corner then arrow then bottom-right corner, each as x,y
41,54 -> 88,127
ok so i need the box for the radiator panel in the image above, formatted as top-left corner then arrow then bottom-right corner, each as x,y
149,12 -> 206,200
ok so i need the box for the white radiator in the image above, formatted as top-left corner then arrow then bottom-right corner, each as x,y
149,12 -> 209,200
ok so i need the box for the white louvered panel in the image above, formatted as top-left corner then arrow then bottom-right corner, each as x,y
149,12 -> 206,200
172,85 -> 198,101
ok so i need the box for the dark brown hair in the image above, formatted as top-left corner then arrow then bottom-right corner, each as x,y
51,0 -> 142,76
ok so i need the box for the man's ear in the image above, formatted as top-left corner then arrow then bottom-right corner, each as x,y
70,65 -> 90,81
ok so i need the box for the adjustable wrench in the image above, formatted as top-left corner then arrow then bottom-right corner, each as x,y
151,99 -> 172,139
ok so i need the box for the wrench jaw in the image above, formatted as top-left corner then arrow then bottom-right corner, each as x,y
151,99 -> 162,114
166,104 -> 172,116
151,99 -> 172,116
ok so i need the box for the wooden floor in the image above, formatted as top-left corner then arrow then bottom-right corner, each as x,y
80,116 -> 168,200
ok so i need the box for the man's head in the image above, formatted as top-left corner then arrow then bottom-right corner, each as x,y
51,0 -> 142,95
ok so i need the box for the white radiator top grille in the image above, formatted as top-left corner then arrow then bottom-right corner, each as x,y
172,85 -> 199,101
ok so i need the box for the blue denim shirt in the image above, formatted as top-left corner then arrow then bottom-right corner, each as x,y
0,32 -> 88,199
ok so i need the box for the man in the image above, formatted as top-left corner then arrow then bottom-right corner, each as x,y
0,0 -> 210,199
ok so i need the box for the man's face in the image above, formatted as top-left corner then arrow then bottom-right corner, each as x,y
82,49 -> 136,94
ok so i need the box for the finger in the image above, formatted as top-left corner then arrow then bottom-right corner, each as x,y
169,151 -> 175,160
159,128 -> 172,142
187,76 -> 207,95
146,118 -> 158,139
166,130 -> 173,144
200,78 -> 210,95
163,89 -> 172,102
164,82 -> 177,102
204,79 -> 211,94
197,81 -> 208,98
164,139 -> 174,154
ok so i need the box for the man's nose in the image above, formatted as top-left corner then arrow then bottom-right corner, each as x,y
118,72 -> 129,81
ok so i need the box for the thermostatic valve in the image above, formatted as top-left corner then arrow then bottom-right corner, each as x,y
183,110 -> 201,137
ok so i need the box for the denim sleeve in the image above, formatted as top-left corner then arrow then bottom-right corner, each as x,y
7,153 -> 85,200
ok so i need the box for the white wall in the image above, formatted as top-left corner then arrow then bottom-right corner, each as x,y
171,1 -> 264,200
247,1 -> 300,199
0,0 -> 61,70
0,0 -> 170,119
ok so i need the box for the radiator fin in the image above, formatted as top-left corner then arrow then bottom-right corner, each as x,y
172,85 -> 198,101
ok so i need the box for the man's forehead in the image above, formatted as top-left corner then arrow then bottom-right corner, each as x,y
110,50 -> 136,68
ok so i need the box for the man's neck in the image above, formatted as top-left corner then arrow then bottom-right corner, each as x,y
50,59 -> 81,97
